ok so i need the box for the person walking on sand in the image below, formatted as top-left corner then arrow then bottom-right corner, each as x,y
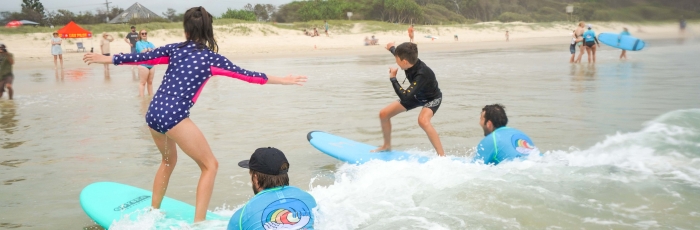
51,32 -> 64,69
82,6 -> 307,223
506,30 -> 509,41
0,44 -> 14,100
408,24 -> 415,43
100,33 -> 114,71
324,20 -> 329,37
619,28 -> 631,60
574,21 -> 586,63
372,42 -> 445,157
135,29 -> 157,97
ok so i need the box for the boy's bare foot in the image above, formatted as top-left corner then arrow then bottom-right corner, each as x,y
371,145 -> 391,152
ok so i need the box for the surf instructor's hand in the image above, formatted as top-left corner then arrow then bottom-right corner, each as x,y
385,42 -> 395,51
83,53 -> 112,65
389,67 -> 398,78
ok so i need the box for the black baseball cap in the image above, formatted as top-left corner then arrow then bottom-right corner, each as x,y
238,147 -> 289,175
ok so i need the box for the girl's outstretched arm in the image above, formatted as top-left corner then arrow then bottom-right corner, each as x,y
266,75 -> 307,85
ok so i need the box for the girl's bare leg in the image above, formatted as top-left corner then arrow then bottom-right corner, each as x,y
165,118 -> 218,222
59,55 -> 64,69
149,129 -> 178,211
147,68 -> 155,96
138,66 -> 148,97
53,55 -> 58,69
592,45 -> 597,63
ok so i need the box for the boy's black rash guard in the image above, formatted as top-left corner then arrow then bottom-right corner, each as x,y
389,46 -> 442,102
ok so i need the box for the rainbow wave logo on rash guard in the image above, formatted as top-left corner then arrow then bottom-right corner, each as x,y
261,198 -> 312,230
515,139 -> 537,155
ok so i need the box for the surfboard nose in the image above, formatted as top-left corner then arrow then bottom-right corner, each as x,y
307,131 -> 323,141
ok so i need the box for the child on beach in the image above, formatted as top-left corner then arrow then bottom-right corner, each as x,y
82,6 -> 306,222
569,30 -> 576,63
373,42 -> 445,157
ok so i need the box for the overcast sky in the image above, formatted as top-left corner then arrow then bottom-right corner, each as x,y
4,0 -> 294,16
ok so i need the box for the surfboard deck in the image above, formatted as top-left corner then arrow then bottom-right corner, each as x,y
80,182 -> 225,229
598,33 -> 646,51
307,131 -> 470,164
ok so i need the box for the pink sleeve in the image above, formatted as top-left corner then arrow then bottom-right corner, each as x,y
210,66 -> 268,85
113,44 -> 173,66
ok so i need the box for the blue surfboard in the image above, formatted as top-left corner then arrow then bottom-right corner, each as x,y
307,131 -> 468,164
80,182 -> 225,229
598,33 -> 646,51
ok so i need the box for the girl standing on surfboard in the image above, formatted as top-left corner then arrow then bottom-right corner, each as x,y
82,6 -> 306,222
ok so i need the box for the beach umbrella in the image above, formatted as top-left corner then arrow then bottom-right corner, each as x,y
19,20 -> 39,25
5,20 -> 22,28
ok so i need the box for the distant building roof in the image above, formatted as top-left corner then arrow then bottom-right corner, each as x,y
109,2 -> 162,24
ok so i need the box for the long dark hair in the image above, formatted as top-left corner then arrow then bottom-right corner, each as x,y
181,6 -> 218,52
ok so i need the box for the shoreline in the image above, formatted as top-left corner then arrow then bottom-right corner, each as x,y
3,21 -> 694,70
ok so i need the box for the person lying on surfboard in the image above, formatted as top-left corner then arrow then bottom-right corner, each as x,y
372,42 -> 445,157
82,6 -> 307,223
229,147 -> 317,230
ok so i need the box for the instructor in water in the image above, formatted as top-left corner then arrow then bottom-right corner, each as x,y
474,104 -> 539,165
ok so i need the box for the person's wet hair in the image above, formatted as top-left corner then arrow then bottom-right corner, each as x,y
394,42 -> 418,65
250,163 -> 289,194
482,104 -> 508,129
181,6 -> 218,52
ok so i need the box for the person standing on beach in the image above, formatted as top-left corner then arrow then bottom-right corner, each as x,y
574,21 -> 586,63
100,33 -> 114,71
619,28 -> 630,60
0,44 -> 14,100
372,42 -> 445,157
583,24 -> 599,63
324,20 -> 329,37
680,17 -> 687,34
135,29 -> 157,97
506,30 -> 509,41
51,32 -> 64,69
569,30 -> 576,63
124,26 -> 139,53
82,6 -> 307,222
408,24 -> 415,42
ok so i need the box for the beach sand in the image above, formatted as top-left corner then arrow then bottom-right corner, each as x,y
1,21 -> 693,70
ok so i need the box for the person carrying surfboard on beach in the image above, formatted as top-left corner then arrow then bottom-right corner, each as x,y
82,6 -> 307,223
619,28 -> 631,60
372,42 -> 445,157
583,24 -> 600,63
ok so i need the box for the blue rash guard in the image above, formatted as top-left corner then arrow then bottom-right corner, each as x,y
227,186 -> 317,230
473,127 -> 539,165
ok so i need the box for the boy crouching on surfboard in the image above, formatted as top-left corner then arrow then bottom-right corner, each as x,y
372,42 -> 445,157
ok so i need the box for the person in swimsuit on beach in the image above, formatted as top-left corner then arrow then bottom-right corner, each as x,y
372,42 -> 445,157
569,30 -> 576,63
583,24 -> 599,63
408,24 -> 415,43
0,44 -> 14,100
82,6 -> 307,222
135,29 -> 157,97
574,21 -> 586,63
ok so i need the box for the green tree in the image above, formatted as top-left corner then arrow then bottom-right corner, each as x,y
221,8 -> 256,21
21,0 -> 46,23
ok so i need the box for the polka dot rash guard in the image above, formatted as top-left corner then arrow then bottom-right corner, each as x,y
113,42 -> 269,133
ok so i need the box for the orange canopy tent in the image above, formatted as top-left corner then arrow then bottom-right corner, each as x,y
56,21 -> 92,38
56,21 -> 93,52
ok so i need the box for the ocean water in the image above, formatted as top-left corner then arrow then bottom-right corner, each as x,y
0,38 -> 698,229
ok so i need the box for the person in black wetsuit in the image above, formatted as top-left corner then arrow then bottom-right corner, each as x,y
372,42 -> 445,157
